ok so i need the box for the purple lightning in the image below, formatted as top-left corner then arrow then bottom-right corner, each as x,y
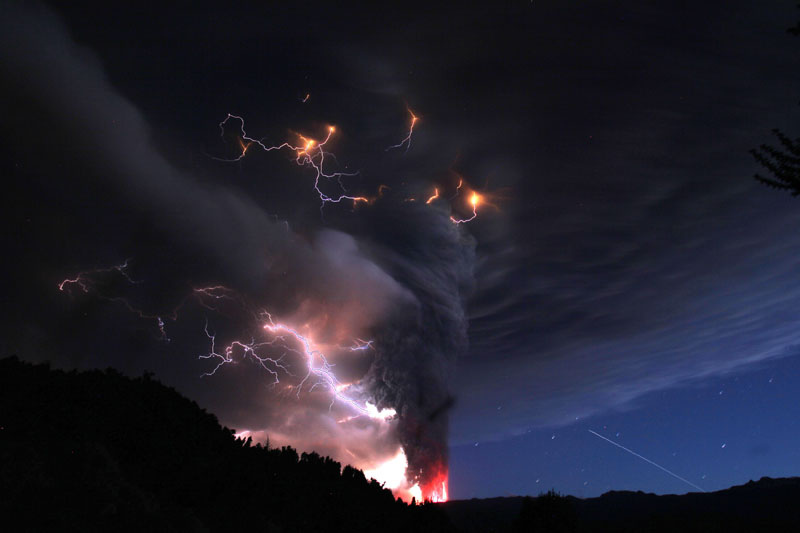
216,114 -> 368,210
58,259 -> 169,340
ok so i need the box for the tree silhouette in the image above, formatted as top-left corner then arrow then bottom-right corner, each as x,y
0,356 -> 455,532
751,5 -> 800,195
752,130 -> 800,195
513,490 -> 577,533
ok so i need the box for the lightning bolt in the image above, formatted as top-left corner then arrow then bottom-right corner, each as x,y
217,113 -> 366,211
58,258 -> 138,292
198,318 -> 291,383
450,191 -> 481,224
261,313 -> 376,415
385,106 -> 418,153
192,290 -> 389,420
58,259 -> 170,340
56,102 -> 493,504
425,188 -> 439,204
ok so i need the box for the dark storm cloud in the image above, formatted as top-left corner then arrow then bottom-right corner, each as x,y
1,1 -> 477,489
351,201 -> 475,486
0,0 -> 404,399
328,1 -> 800,441
450,3 -> 800,440
5,0 -> 800,474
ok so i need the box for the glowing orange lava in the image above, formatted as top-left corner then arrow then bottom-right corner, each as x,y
363,449 -> 449,503
421,471 -> 449,503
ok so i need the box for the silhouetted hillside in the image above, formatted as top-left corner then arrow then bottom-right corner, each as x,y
444,478 -> 800,532
5,355 -> 799,532
0,356 -> 454,532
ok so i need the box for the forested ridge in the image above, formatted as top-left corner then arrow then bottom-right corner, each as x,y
0,356 -> 453,532
4,356 -> 800,532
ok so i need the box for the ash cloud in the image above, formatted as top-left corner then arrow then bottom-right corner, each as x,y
0,1 -> 475,491
355,202 -> 475,487
14,0 -> 800,497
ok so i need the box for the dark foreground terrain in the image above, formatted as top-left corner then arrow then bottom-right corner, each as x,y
444,475 -> 800,532
2,356 -> 799,532
0,357 -> 452,532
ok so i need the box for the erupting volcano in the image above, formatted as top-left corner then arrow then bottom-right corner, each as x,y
27,0 -> 479,498
187,113 -> 477,502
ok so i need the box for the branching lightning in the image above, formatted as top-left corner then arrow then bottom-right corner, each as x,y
262,314 -> 376,415
217,113 -> 367,210
198,317 -> 291,383
58,259 -> 170,340
55,102 -> 488,503
58,258 -> 138,292
189,282 -> 391,420
385,106 -> 418,153
216,110 -> 491,232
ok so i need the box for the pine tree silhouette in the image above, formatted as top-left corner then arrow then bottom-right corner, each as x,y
752,5 -> 800,195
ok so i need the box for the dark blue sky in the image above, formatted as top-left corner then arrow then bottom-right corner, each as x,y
2,0 -> 799,500
451,351 -> 800,498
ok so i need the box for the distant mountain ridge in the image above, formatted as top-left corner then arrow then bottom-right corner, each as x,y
444,476 -> 800,532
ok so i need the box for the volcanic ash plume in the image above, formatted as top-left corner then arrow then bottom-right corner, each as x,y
356,202 -> 476,501
0,2 -> 477,504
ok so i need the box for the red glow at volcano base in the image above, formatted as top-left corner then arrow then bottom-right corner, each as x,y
422,472 -> 449,503
409,466 -> 449,503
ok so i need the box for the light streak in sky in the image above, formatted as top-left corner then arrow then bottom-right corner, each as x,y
385,106 -> 418,153
453,178 -> 464,198
60,102 -> 491,503
58,259 -> 170,340
588,430 -> 706,492
426,188 -> 439,204
58,258 -> 137,292
199,317 -> 291,383
216,110 -> 488,230
197,302 -> 390,421
262,313 -> 376,415
58,261 -> 389,421
217,113 -> 367,210
450,191 -> 481,224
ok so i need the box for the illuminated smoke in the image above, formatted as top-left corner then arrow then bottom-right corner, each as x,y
352,201 -> 475,500
4,2 -> 477,503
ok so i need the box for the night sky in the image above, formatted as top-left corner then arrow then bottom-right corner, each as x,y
2,0 -> 800,500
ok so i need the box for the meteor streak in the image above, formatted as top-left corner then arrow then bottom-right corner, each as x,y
588,430 -> 706,492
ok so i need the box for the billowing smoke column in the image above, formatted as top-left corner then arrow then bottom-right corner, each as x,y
1,1 -> 480,504
357,202 -> 475,500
